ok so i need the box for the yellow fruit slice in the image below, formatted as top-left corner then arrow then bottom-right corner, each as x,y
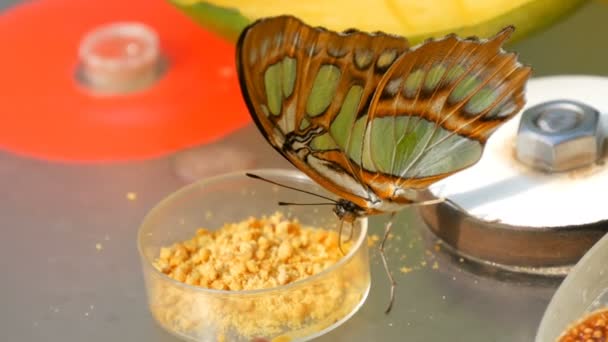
170,0 -> 588,44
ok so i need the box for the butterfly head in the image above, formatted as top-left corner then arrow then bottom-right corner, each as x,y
333,199 -> 368,222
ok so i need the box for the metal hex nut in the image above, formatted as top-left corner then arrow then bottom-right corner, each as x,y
515,100 -> 603,172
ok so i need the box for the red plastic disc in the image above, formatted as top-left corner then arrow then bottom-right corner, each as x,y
0,0 -> 250,162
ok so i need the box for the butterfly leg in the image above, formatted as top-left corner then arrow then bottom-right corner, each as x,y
379,212 -> 397,314
380,197 -> 443,314
338,219 -> 347,255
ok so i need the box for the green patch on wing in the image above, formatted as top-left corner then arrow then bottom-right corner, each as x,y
299,117 -> 311,130
330,85 -> 364,148
307,65 -> 341,116
311,132 -> 339,151
465,87 -> 499,114
264,63 -> 283,115
403,69 -> 425,97
343,116 -> 483,177
424,64 -> 447,91
449,75 -> 480,104
281,57 -> 297,98
263,57 -> 298,115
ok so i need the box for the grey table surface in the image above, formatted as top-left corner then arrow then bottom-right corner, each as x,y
2,1 -> 608,341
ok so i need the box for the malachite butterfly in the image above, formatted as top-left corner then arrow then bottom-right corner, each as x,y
235,15 -> 532,312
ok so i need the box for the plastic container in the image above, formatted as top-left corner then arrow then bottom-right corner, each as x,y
138,169 -> 370,341
535,231 -> 608,342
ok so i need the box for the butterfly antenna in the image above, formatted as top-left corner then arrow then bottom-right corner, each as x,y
246,173 -> 337,203
278,202 -> 336,206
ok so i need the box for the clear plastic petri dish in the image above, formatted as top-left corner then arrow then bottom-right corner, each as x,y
138,169 -> 370,342
536,231 -> 608,342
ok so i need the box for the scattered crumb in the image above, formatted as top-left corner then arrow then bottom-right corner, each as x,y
442,295 -> 446,300
432,262 -> 439,270
95,243 -> 103,252
400,266 -> 413,274
205,210 -> 213,219
367,234 -> 380,247
420,261 -> 427,267
126,192 -> 137,201
434,244 -> 441,252
459,257 -> 465,263
84,312 -> 89,317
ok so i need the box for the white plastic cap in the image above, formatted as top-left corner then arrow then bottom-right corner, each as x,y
78,22 -> 162,94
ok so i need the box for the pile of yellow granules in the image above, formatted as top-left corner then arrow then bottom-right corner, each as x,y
147,212 -> 369,341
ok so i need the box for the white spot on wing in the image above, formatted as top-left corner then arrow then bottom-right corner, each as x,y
307,155 -> 371,200
279,102 -> 296,132
385,77 -> 404,97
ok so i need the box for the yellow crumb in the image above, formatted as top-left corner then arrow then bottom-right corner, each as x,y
367,234 -> 380,247
126,192 -> 137,201
95,243 -> 103,251
432,261 -> 439,270
400,266 -> 413,274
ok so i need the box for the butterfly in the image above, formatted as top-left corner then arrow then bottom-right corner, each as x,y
235,15 -> 532,313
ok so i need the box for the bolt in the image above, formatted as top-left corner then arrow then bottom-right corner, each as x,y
515,100 -> 603,172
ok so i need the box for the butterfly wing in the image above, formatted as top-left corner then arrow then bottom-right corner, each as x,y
236,15 -> 410,209
352,27 -> 532,204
